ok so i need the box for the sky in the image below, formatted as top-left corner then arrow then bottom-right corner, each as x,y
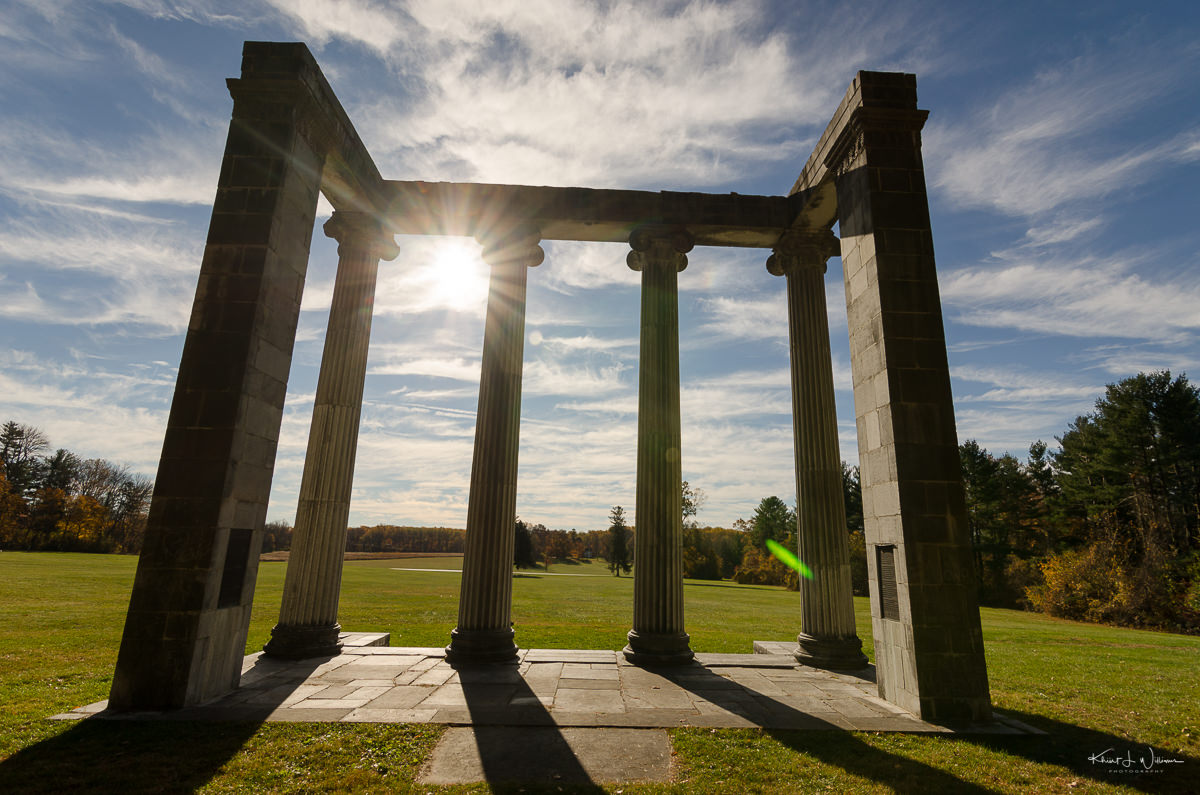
1,1 -> 1198,531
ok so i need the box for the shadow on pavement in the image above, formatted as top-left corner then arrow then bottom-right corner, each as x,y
455,662 -> 605,792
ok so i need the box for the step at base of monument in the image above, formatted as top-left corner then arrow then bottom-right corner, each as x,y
339,632 -> 390,648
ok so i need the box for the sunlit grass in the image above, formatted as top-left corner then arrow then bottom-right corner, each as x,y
1,551 -> 1197,793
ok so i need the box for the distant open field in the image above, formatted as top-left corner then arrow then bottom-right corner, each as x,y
1,551 -> 1197,793
259,551 -> 465,562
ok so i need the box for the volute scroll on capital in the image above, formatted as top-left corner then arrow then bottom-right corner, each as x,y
766,228 -> 841,277
626,226 -> 694,273
323,211 -> 400,262
475,222 -> 545,268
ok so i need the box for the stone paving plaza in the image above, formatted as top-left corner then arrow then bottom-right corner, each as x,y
59,635 -> 1032,734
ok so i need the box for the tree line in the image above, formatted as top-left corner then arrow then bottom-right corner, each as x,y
600,370 -> 1200,634
5,370 -> 1196,633
0,421 -> 152,553
961,371 -> 1199,632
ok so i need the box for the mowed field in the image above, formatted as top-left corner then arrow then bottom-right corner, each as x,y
0,551 -> 1197,793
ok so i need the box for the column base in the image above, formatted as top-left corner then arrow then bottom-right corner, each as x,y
445,627 -> 519,665
623,629 -> 694,666
794,631 -> 869,670
263,622 -> 343,660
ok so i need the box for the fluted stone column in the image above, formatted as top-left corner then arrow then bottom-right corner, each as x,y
446,225 -> 543,664
768,229 -> 868,670
624,227 -> 695,666
264,212 -> 398,659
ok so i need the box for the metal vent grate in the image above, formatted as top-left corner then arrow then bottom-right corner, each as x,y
877,545 -> 900,621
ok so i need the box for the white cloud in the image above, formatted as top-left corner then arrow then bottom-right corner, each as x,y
1070,346 -> 1200,380
1018,217 -> 1104,248
354,0 -> 849,189
952,364 -> 1099,404
926,48 -> 1200,218
693,284 -> 850,352
538,241 -> 640,294
0,349 -> 173,472
369,356 -> 480,382
941,257 -> 1200,343
524,358 -> 630,398
530,331 -> 637,354
263,0 -> 410,54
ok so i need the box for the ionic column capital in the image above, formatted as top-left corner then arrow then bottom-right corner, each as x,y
627,226 -> 693,273
476,223 -> 544,268
766,228 -> 840,277
323,211 -> 400,261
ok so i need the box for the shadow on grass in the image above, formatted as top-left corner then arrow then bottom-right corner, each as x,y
655,662 -> 991,794
0,719 -> 262,794
660,662 -> 1196,794
952,709 -> 1197,795
0,654 -> 328,794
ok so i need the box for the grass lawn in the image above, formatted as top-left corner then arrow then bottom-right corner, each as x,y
0,551 -> 1196,793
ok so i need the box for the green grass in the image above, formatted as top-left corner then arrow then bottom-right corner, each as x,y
1,551 -> 1198,793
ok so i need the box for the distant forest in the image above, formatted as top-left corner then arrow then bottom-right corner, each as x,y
3,370 -> 1198,633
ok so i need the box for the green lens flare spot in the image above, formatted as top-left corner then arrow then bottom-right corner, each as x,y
766,538 -> 813,579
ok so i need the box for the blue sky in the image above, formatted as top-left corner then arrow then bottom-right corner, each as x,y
1,1 -> 1197,530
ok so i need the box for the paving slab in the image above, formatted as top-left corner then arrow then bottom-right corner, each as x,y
554,687 -> 627,713
364,686 -> 436,710
60,635 -> 1033,735
419,727 -> 671,785
556,678 -> 620,690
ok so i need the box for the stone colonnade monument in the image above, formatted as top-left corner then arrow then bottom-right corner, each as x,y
109,42 -> 991,724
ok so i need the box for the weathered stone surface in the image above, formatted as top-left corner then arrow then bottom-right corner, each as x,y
419,727 -> 671,786
111,41 -> 989,725
83,642 -> 1025,735
793,71 -> 992,723
447,229 -> 543,664
625,227 -> 695,667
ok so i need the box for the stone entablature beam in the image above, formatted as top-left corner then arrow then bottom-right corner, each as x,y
788,72 -> 926,231
230,42 -> 387,215
386,181 -> 805,248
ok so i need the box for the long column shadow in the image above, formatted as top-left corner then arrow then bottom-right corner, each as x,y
650,661 -> 999,794
953,709 -> 1197,795
659,661 -> 1196,794
453,660 -> 606,792
0,655 -> 328,793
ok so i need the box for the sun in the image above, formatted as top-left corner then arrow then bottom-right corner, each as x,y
426,238 -> 490,311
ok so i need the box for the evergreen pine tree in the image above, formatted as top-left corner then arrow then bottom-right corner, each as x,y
607,505 -> 632,576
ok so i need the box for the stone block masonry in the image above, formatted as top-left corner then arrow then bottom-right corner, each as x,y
108,43 -> 990,723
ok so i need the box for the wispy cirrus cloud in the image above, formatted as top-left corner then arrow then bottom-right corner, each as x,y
925,44 -> 1200,219
323,0 -> 944,192
941,256 -> 1200,344
0,349 -> 174,470
0,209 -> 199,329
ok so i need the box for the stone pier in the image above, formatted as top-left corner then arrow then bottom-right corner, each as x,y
446,226 -> 543,665
768,229 -> 867,670
624,227 -> 694,667
263,212 -> 398,660
792,71 -> 992,721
